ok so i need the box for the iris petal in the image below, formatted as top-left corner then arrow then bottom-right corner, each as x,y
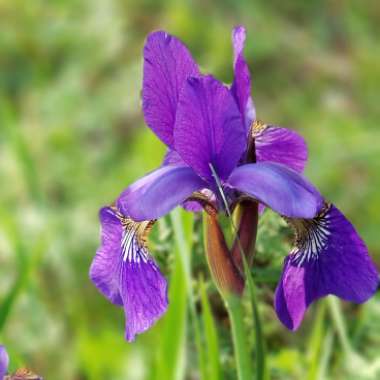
143,31 -> 200,147
230,25 -> 255,130
90,207 -> 168,341
252,122 -> 308,173
118,165 -> 206,221
121,254 -> 168,342
227,162 -> 323,219
275,203 -> 379,330
174,75 -> 246,182
90,207 -> 124,305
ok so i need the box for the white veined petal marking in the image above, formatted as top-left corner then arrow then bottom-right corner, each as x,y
286,203 -> 332,267
113,209 -> 155,264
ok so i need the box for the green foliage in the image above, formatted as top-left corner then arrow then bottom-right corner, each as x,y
1,0 -> 380,379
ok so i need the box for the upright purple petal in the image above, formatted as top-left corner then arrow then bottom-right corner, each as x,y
275,203 -> 379,330
90,207 -> 168,341
118,165 -> 206,221
230,26 -> 256,131
174,75 -> 246,182
0,345 -> 9,378
253,122 -> 308,173
143,31 -> 200,147
227,162 -> 323,219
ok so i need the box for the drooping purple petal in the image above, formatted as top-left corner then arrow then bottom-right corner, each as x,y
143,31 -> 200,147
275,261 -> 306,330
253,123 -> 308,173
174,75 -> 246,182
230,25 -> 256,131
90,207 -> 168,342
0,345 -> 9,379
121,256 -> 168,341
90,207 -> 124,305
275,203 -> 379,330
118,165 -> 206,221
227,162 -> 323,219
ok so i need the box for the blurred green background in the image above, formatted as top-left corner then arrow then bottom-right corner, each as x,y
1,0 -> 380,379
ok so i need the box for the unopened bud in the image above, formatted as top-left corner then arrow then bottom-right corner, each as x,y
203,205 -> 244,295
231,200 -> 258,272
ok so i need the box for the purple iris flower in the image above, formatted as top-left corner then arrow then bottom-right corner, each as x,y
228,27 -> 378,329
90,25 -> 378,340
0,345 -> 9,379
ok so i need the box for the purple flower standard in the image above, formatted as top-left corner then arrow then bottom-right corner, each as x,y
90,26 -> 378,340
0,345 -> 9,379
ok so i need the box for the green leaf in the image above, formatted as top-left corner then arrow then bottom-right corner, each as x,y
171,209 -> 210,380
200,278 -> 222,380
155,236 -> 187,380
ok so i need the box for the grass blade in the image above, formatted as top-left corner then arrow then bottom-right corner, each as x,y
155,236 -> 187,380
155,210 -> 194,380
199,278 -> 221,380
171,209 -> 210,380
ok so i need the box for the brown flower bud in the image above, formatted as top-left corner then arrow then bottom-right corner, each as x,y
203,205 -> 244,295
231,200 -> 258,272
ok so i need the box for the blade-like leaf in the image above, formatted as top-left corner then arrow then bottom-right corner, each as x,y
155,238 -> 187,380
200,278 -> 221,380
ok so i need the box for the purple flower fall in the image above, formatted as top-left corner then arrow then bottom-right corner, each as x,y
90,207 -> 167,341
90,26 -> 378,340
